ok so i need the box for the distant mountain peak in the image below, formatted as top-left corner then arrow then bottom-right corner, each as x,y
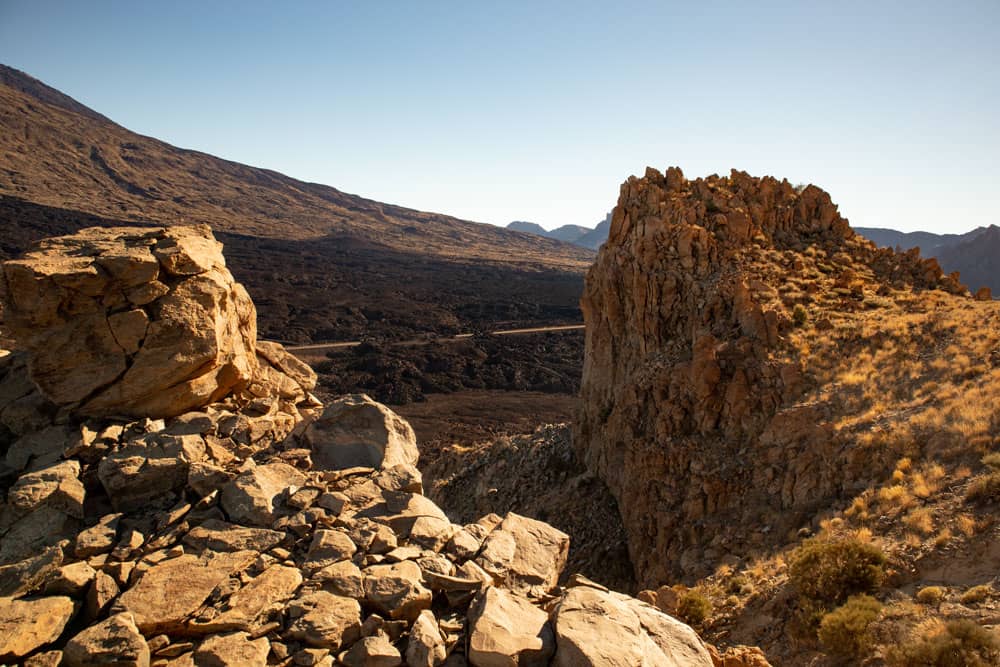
0,63 -> 114,125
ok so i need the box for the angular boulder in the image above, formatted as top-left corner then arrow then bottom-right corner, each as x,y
1,226 -> 258,418
63,612 -> 150,667
0,595 -> 75,661
475,512 -> 569,595
220,462 -> 306,527
467,586 -> 554,666
304,394 -> 418,471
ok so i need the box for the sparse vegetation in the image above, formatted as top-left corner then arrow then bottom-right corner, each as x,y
885,619 -> 1000,666
961,585 -> 992,605
965,472 -> 1000,503
676,589 -> 713,626
916,586 -> 946,605
792,303 -> 808,327
789,538 -> 886,606
818,594 -> 882,658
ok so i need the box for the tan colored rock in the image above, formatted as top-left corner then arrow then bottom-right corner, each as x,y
304,394 -> 418,471
183,519 -> 285,553
256,340 -> 318,396
475,513 -> 569,595
194,631 -> 269,667
44,561 -> 97,596
98,434 -> 205,511
1,226 -> 259,418
304,529 -> 357,572
551,586 -> 713,666
467,587 -> 554,667
363,560 -> 433,622
0,545 -> 64,598
86,571 -> 120,620
405,609 -> 447,667
0,595 -> 75,661
7,459 -> 84,518
191,564 -> 302,633
220,462 -> 306,527
287,591 -> 362,650
117,551 -> 256,634
312,560 -> 365,599
0,504 -> 79,565
63,612 -> 150,667
339,634 -> 402,667
75,513 -> 122,558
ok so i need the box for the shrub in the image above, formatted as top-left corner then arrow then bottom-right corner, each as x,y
916,586 -> 946,604
886,619 -> 1000,666
961,585 -> 992,605
965,472 -> 1000,503
981,452 -> 1000,469
676,589 -> 712,626
788,538 -> 887,606
818,594 -> 881,658
792,304 -> 808,327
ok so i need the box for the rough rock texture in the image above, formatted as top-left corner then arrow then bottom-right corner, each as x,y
577,167 -> 969,585
0,226 -> 738,665
1,225 -> 258,418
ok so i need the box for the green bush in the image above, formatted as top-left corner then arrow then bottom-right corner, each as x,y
676,590 -> 712,626
788,538 -> 887,606
965,472 -> 1000,503
818,594 -> 881,658
886,619 -> 1000,666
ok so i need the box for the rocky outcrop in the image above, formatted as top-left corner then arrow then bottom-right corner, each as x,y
0,226 -> 721,665
577,167 -> 969,586
2,225 -> 262,418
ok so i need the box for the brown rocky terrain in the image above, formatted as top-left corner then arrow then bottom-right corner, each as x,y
0,226 -> 767,666
577,166 -> 1000,663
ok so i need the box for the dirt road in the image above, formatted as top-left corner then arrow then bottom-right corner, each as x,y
283,323 -> 585,353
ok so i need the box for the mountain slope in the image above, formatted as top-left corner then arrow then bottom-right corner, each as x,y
0,64 -> 592,344
0,64 -> 592,270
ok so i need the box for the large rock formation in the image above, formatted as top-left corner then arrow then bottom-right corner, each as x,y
2,225 -> 258,418
576,167 -> 969,586
0,226 -> 731,666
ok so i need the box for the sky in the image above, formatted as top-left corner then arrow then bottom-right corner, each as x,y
0,1 -> 997,234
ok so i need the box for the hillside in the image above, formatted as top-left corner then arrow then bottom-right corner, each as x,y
0,64 -> 592,347
577,167 -> 1000,663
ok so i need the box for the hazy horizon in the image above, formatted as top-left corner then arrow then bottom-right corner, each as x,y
1,1 -> 997,234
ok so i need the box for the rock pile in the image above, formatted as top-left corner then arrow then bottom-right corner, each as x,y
0,226 -> 730,666
576,167 -> 970,586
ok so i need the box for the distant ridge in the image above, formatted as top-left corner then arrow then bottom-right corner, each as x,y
505,212 -> 611,250
0,64 -> 114,125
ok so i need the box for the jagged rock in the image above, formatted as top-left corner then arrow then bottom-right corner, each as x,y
304,529 -> 357,572
313,560 -> 365,599
5,424 -> 69,472
0,504 -> 78,565
363,560 -> 433,622
475,513 -> 569,595
98,434 -> 205,511
406,609 -> 447,667
5,459 -> 84,520
255,341 -> 318,399
575,167 -> 970,585
183,519 -> 285,553
194,631 -> 269,667
708,645 -> 773,667
0,545 -> 64,598
467,587 -> 554,666
187,461 -> 233,497
1,226 -> 258,418
0,595 -> 75,661
220,462 -> 306,527
116,551 -> 257,634
63,612 -> 150,667
86,571 -> 120,620
304,394 -> 418,471
287,591 -> 362,651
551,585 -> 713,666
75,513 -> 122,558
24,650 -> 63,667
43,561 -> 97,596
192,564 -> 301,633
339,634 -> 402,667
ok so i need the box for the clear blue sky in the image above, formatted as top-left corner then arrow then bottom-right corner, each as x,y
1,1 -> 997,233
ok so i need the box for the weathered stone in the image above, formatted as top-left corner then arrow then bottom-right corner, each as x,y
1,226 -> 259,418
117,551 -> 257,634
304,529 -> 357,572
0,545 -> 64,598
44,561 -> 97,596
467,587 -> 554,667
339,634 -> 402,667
0,504 -> 78,565
5,424 -> 69,472
192,564 -> 302,633
551,585 -> 713,666
220,462 -> 306,527
312,560 -> 365,599
0,595 -> 75,660
86,571 -> 120,620
187,461 -> 233,497
304,395 -> 418,471
98,434 -> 205,511
363,560 -> 433,622
405,609 -> 447,667
287,591 -> 362,651
194,631 -> 269,667
475,513 -> 569,595
75,513 -> 122,558
256,341 -> 318,396
183,519 -> 285,553
7,459 -> 84,518
63,612 -> 150,667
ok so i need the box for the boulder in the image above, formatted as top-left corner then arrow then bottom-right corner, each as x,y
475,513 -> 569,595
6,459 -> 84,518
63,612 -> 150,667
98,434 -> 205,511
1,226 -> 258,418
220,462 -> 306,527
286,591 -> 362,651
467,587 -> 554,666
0,595 -> 75,661
405,609 -> 447,667
182,519 -> 285,553
191,564 -> 301,633
194,631 -> 269,667
363,560 -> 433,622
304,395 -> 418,470
340,634 -> 402,667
